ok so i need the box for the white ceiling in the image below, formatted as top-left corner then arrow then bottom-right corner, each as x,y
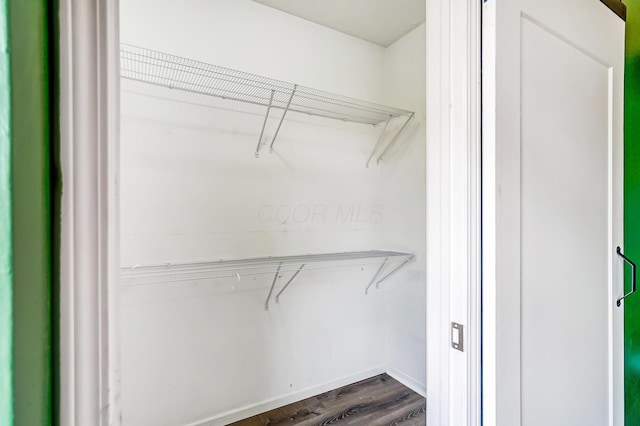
252,0 -> 426,48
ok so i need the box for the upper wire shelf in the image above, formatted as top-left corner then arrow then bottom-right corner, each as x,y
121,250 -> 414,310
120,44 -> 415,164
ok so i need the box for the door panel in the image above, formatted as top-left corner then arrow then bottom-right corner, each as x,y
483,1 -> 625,425
521,17 -> 610,426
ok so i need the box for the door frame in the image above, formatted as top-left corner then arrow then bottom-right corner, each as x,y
426,0 -> 482,425
58,1 -> 482,425
58,0 -> 121,425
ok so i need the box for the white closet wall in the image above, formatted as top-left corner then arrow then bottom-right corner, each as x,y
381,23 -> 427,391
119,1 -> 425,425
120,0 -> 386,98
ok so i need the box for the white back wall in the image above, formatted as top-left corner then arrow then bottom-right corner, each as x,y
120,0 -> 385,101
120,1 -> 425,425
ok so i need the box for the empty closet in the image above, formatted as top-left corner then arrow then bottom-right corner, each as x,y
119,1 -> 426,424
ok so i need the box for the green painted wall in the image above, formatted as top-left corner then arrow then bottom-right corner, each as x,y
8,0 -> 52,425
627,1 -> 640,424
0,0 -> 12,423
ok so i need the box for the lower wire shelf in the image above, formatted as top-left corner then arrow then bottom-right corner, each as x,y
121,250 -> 414,310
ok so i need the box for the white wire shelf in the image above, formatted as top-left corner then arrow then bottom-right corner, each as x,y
121,250 -> 414,309
120,44 -> 415,164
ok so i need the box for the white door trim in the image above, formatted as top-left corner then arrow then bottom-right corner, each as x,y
58,0 -> 121,425
426,0 -> 481,425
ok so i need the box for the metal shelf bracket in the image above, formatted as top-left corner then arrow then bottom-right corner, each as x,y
275,264 -> 305,303
376,112 -> 415,165
375,256 -> 413,289
365,258 -> 388,295
256,90 -> 275,158
264,263 -> 282,311
366,118 -> 392,168
269,85 -> 297,153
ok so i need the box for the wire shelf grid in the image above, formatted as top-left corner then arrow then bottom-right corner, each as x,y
120,44 -> 413,126
121,250 -> 413,287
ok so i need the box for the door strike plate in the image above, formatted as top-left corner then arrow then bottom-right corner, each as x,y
451,322 -> 464,352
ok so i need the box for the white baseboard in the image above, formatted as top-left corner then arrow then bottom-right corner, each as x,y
185,365 -> 387,426
386,366 -> 426,397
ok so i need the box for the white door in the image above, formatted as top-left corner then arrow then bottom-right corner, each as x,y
482,1 -> 625,425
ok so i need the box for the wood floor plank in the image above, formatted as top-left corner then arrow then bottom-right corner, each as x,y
229,374 -> 426,426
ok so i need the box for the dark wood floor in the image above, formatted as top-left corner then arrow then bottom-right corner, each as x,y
229,374 -> 426,426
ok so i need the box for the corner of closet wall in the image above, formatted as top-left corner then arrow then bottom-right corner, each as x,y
380,22 -> 427,396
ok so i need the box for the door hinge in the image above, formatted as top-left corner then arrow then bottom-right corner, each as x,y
451,322 -> 464,352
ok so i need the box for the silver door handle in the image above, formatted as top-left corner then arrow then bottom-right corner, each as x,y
616,246 -> 636,307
